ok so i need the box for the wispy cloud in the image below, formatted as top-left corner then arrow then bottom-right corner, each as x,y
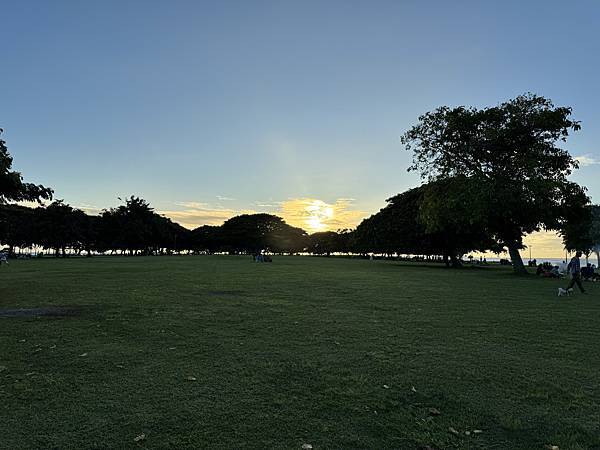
522,230 -> 566,259
161,197 -> 367,231
575,155 -> 599,167
159,203 -> 250,229
216,196 -> 235,201
253,201 -> 281,209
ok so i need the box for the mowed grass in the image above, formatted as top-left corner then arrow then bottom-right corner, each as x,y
1,256 -> 599,450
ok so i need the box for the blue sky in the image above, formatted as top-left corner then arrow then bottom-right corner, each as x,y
2,0 -> 599,254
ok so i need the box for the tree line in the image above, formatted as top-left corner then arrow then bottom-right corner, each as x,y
2,94 -> 599,273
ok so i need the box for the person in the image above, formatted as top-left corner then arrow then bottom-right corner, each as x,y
565,251 -> 586,294
0,250 -> 8,266
558,260 -> 568,276
581,263 -> 594,281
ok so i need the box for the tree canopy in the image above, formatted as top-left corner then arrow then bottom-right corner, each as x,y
401,94 -> 588,274
1,201 -> 312,257
561,205 -> 600,266
353,180 -> 496,265
0,128 -> 53,204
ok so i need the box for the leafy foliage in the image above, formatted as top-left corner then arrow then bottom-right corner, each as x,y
401,94 -> 588,273
352,180 -> 496,265
0,128 -> 53,204
561,205 -> 600,264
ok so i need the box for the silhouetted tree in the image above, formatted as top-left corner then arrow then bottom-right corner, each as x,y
309,231 -> 345,256
99,196 -> 156,255
419,176 -> 501,265
353,187 -> 434,257
218,214 -> 308,254
353,182 -> 497,265
0,204 -> 37,255
35,201 -> 83,257
189,225 -> 221,254
561,205 -> 600,266
0,128 -> 53,204
402,94 -> 588,274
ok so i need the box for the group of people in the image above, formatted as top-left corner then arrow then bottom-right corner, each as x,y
536,262 -> 562,278
252,253 -> 273,263
535,252 -> 597,295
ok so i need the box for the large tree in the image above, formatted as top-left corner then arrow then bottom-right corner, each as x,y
218,214 -> 308,254
35,200 -> 83,257
401,94 -> 588,274
353,181 -> 493,265
308,230 -> 352,256
0,128 -> 53,204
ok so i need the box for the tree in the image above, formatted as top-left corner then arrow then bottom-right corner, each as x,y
0,128 -> 53,204
419,176 -> 501,265
353,182 -> 494,265
99,196 -> 157,255
189,225 -> 221,254
309,231 -> 346,256
401,94 -> 588,274
353,187 -> 432,257
561,205 -> 600,266
0,204 -> 37,254
35,201 -> 83,257
218,214 -> 308,254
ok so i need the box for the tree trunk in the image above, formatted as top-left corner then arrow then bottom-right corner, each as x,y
507,243 -> 528,275
596,250 -> 599,268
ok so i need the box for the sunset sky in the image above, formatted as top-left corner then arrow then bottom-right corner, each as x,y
2,1 -> 599,257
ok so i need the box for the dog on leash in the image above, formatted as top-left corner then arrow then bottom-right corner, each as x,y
557,287 -> 574,297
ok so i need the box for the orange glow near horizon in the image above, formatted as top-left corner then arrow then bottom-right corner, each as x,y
304,200 -> 335,232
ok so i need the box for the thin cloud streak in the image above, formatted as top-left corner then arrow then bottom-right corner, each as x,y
160,197 -> 367,232
575,155 -> 599,167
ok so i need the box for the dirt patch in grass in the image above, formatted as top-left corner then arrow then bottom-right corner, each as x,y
0,306 -> 83,318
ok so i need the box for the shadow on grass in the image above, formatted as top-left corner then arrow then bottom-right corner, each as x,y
0,306 -> 86,318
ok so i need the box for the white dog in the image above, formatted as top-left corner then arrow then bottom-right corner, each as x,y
557,288 -> 573,297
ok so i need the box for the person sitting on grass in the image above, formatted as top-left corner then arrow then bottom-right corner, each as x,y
581,263 -> 594,281
536,262 -> 560,278
565,251 -> 586,294
581,263 -> 600,281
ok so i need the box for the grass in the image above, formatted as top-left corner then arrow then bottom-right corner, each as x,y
0,256 -> 599,450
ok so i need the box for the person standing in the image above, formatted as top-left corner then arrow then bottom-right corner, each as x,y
565,251 -> 586,294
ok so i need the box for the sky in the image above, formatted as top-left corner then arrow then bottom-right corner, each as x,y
2,0 -> 600,257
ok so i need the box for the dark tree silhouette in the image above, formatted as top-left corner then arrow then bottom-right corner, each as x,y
308,230 -> 351,256
0,128 -> 53,204
35,201 -> 88,257
189,225 -> 221,254
0,204 -> 37,255
218,214 -> 308,254
402,94 -> 588,274
561,205 -> 600,266
353,182 -> 496,265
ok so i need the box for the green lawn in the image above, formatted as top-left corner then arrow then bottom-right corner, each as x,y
1,256 -> 599,449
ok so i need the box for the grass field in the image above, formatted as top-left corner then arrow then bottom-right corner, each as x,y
1,256 -> 599,449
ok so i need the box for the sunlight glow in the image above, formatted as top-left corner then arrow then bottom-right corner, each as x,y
305,200 -> 334,232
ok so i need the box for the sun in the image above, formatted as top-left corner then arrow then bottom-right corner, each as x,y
304,200 -> 334,232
